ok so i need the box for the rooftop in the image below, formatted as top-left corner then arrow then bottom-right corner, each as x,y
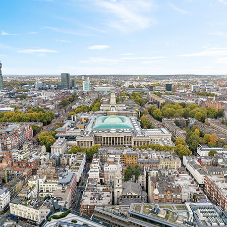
93,116 -> 133,130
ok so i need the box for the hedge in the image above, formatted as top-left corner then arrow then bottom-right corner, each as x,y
71,219 -> 77,223
52,210 -> 70,219
47,217 -> 51,221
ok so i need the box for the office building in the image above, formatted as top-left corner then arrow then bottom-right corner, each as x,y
165,83 -> 172,91
61,73 -> 70,89
0,62 -> 4,90
83,78 -> 91,91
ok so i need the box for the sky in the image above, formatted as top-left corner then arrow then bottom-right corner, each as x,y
1,0 -> 227,75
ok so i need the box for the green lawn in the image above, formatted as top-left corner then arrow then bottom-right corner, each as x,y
133,205 -> 142,213
159,205 -> 173,210
175,205 -> 187,210
143,205 -> 153,215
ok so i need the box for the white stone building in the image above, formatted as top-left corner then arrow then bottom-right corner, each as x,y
0,188 -> 10,212
100,93 -> 126,112
183,156 -> 206,185
104,163 -> 122,183
10,201 -> 50,224
51,137 -> 67,155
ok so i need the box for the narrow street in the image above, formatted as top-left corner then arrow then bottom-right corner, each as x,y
73,161 -> 90,212
32,99 -> 77,142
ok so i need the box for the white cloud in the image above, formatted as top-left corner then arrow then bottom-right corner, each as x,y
121,56 -> 166,60
142,61 -> 160,64
213,57 -> 227,64
88,45 -> 109,50
180,47 -> 227,57
219,0 -> 227,5
121,53 -> 134,56
79,57 -> 118,63
55,39 -> 71,43
43,27 -> 90,36
91,0 -> 156,32
27,32 -> 38,34
170,3 -> 190,14
210,31 -> 227,37
17,49 -> 57,54
1,31 -> 18,36
0,43 -> 12,49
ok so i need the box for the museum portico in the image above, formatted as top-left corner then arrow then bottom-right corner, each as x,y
75,115 -> 172,148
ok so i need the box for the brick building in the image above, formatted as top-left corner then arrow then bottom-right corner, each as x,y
204,174 -> 227,211
0,125 -> 33,150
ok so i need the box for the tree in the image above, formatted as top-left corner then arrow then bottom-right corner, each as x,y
174,120 -> 180,127
19,94 -> 26,100
194,129 -> 200,137
204,134 -> 212,144
207,107 -> 217,118
209,133 -> 218,144
194,111 -> 207,122
116,97 -> 121,104
217,109 -> 224,117
162,108 -> 176,118
86,144 -> 101,159
148,106 -> 158,115
134,165 -> 140,182
175,137 -> 186,146
186,130 -> 200,152
68,145 -> 79,154
152,109 -> 162,121
140,116 -> 152,129
38,131 -> 56,152
208,150 -> 217,156
124,165 -> 133,181
67,144 -> 100,160
191,124 -> 200,132
179,102 -> 186,108
174,144 -> 192,158
31,125 -> 41,136
90,98 -> 101,112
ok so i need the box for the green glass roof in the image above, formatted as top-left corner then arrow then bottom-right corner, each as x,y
93,116 -> 133,130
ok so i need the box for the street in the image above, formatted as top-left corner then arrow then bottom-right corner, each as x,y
73,161 -> 90,212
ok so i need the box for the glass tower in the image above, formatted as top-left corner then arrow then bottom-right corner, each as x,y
0,62 -> 3,90
61,73 -> 70,89
83,79 -> 91,91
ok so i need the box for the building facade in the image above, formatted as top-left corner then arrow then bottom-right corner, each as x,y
83,79 -> 91,91
76,115 -> 173,148
0,188 -> 10,212
204,175 -> 227,211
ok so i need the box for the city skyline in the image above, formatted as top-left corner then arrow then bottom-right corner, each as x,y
1,0 -> 227,75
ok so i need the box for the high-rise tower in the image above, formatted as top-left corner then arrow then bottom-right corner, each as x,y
83,77 -> 91,91
0,62 -> 4,90
61,73 -> 70,89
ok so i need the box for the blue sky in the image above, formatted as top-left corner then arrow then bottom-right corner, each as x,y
1,0 -> 227,75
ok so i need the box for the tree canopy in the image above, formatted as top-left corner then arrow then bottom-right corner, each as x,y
0,109 -> 55,125
208,150 -> 217,156
140,116 -> 153,129
174,144 -> 192,158
38,131 -> 56,152
148,103 -> 224,122
67,144 -> 101,160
